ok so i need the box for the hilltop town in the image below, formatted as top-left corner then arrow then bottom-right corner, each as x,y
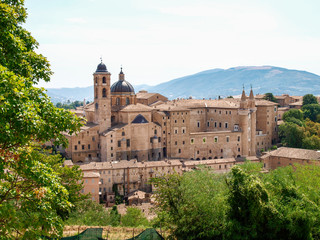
53,61 -> 320,206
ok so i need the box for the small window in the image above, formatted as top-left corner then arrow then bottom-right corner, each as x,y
197,121 -> 200,128
226,136 -> 229,142
116,97 -> 120,105
92,136 -> 95,141
225,122 -> 228,128
122,131 -> 125,136
175,141 -> 177,145
190,138 -> 195,144
82,145 -> 85,150
238,136 -> 240,142
126,97 -> 130,105
102,88 -> 106,98
219,122 -> 222,128
214,137 -> 218,143
102,76 -> 106,83
207,122 -> 210,127
214,122 -> 217,128
178,149 -> 181,153
154,129 -> 157,135
203,137 -> 206,143
88,144 -> 90,149
127,139 -> 130,147
118,141 -> 121,147
74,145 -> 77,150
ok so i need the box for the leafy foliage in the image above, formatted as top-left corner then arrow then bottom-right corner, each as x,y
303,94 -> 318,106
279,122 -> 304,148
121,207 -> 149,227
153,163 -> 320,239
264,93 -> 277,103
0,1 -> 83,238
152,169 -> 228,240
302,104 -> 320,122
66,200 -> 117,226
56,100 -> 90,110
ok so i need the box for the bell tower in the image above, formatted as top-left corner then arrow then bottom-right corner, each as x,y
93,59 -> 111,133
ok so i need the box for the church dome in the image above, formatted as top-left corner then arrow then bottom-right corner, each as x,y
96,62 -> 107,72
111,80 -> 135,93
111,67 -> 135,94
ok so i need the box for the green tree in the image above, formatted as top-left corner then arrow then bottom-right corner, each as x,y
152,169 -> 228,239
0,1 -> 82,238
226,166 -> 280,240
303,94 -> 318,106
66,200 -> 112,226
121,207 -> 149,227
302,104 -> 320,122
279,122 -> 304,148
283,109 -> 304,122
264,93 -> 277,103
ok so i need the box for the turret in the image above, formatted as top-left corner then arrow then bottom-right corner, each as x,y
93,59 -> 111,133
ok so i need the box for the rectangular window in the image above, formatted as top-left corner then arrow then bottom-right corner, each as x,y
197,121 -> 200,128
178,149 -> 181,153
82,145 -> 85,150
92,136 -> 95,141
126,139 -> 130,147
118,140 -> 121,147
74,145 -> 77,150
215,122 -> 217,128
226,136 -> 229,142
88,144 -> 90,149
238,136 -> 240,142
207,122 -> 210,127
225,122 -> 228,128
219,122 -> 222,128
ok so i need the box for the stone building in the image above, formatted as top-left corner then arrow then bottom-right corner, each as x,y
63,61 -> 278,163
261,147 -> 320,169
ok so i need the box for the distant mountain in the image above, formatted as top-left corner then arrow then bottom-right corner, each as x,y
46,66 -> 320,103
146,66 -> 320,99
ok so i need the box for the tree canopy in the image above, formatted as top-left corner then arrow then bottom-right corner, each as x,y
152,163 -> 320,239
303,94 -> 318,106
0,1 -> 83,238
264,93 -> 277,103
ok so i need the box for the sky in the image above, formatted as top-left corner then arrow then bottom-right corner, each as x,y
24,0 -> 320,89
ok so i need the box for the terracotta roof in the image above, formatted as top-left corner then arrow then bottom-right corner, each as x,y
289,101 -> 303,106
269,147 -> 320,160
183,158 -> 236,166
255,100 -> 278,106
83,171 -> 100,178
136,92 -> 158,99
63,160 -> 74,167
128,190 -> 147,200
120,103 -> 153,112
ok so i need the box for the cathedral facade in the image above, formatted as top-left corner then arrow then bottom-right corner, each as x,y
63,61 -> 278,163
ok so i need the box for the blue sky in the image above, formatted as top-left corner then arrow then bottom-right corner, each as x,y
24,0 -> 320,88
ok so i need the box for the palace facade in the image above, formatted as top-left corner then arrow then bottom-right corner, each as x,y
62,61 -> 278,163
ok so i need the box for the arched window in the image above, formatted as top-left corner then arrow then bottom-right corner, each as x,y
95,89 -> 98,99
102,88 -> 106,98
102,77 -> 106,84
116,97 -> 120,105
126,97 -> 130,105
